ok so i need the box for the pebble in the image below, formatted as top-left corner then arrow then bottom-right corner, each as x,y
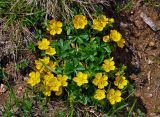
149,41 -> 155,47
120,22 -> 128,28
140,12 -> 158,31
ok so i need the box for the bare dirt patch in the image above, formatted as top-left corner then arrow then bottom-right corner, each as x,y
119,1 -> 160,116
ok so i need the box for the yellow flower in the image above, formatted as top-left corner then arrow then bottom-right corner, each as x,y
103,35 -> 110,42
117,38 -> 125,48
109,18 -> 114,23
114,75 -> 128,89
43,72 -> 61,92
37,38 -> 50,50
45,46 -> 56,56
57,74 -> 68,87
55,87 -> 63,96
107,89 -> 122,105
102,57 -> 115,72
94,89 -> 106,100
47,20 -> 63,35
73,15 -> 88,29
100,15 -> 109,26
92,19 -> 104,31
27,71 -> 40,87
73,72 -> 88,86
92,73 -> 108,89
110,30 -> 122,42
92,15 -> 109,31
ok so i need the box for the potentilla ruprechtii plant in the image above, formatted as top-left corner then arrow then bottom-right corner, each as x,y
27,14 -> 128,111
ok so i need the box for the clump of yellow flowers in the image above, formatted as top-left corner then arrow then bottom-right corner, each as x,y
37,38 -> 56,56
92,73 -> 108,100
93,15 -> 109,31
102,30 -> 125,48
27,37 -> 68,96
27,14 -> 129,110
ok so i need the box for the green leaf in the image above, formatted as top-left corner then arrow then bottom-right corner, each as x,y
27,41 -> 35,53
63,60 -> 75,75
79,34 -> 89,41
76,64 -> 85,71
0,67 -> 6,79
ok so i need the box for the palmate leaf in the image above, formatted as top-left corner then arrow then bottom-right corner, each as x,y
63,59 -> 85,75
63,60 -> 75,75
68,34 -> 89,44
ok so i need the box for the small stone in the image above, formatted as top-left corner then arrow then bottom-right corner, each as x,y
0,84 -> 7,95
24,77 -> 28,81
140,12 -> 158,31
131,11 -> 134,14
150,113 -> 157,116
26,0 -> 33,4
147,59 -> 153,64
148,93 -> 153,97
120,22 -> 128,28
149,41 -> 155,47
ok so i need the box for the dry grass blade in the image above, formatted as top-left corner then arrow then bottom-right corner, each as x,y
37,0 -> 111,22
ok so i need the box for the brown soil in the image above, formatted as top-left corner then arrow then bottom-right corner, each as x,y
117,1 -> 160,116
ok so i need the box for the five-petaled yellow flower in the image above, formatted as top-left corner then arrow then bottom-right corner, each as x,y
94,89 -> 106,100
114,75 -> 128,89
73,15 -> 88,29
110,30 -> 122,42
47,20 -> 63,35
92,73 -> 108,89
37,38 -> 50,50
102,57 -> 116,72
27,71 -> 40,87
107,88 -> 122,105
73,72 -> 88,86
